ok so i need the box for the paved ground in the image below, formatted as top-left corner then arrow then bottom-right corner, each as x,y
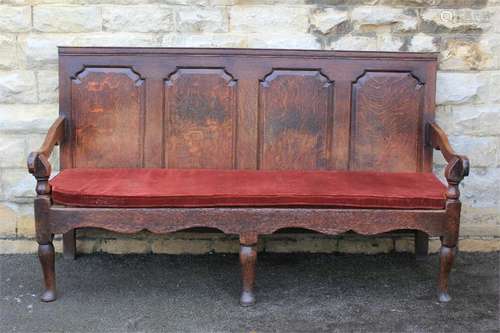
0,252 -> 498,333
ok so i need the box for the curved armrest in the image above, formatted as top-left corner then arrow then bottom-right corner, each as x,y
427,122 -> 469,200
27,117 -> 65,194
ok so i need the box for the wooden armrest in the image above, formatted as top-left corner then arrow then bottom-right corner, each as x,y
426,122 -> 469,200
27,117 -> 65,194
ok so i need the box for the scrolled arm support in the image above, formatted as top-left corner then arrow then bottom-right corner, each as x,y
27,117 -> 66,195
427,122 -> 469,201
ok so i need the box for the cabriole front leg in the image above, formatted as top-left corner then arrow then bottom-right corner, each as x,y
239,233 -> 258,307
35,195 -> 57,302
38,241 -> 56,302
438,244 -> 456,302
438,200 -> 461,303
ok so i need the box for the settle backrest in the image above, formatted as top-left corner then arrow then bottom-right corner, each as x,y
58,47 -> 437,172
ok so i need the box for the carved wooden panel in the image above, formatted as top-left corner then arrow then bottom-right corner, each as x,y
350,71 -> 423,172
258,70 -> 334,170
71,67 -> 145,168
60,49 -> 437,174
164,68 -> 237,169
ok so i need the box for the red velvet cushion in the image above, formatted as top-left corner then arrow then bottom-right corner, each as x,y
49,168 -> 447,209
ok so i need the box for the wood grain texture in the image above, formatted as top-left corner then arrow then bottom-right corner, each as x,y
350,72 -> 423,172
71,67 -> 145,168
35,195 -> 56,302
415,230 -> 429,260
29,117 -> 65,159
62,230 -> 76,260
48,206 -> 449,237
58,48 -> 440,173
59,47 -> 439,60
38,243 -> 56,302
240,243 -> 257,306
427,122 -> 469,200
54,50 -> 452,247
259,70 -> 334,170
438,245 -> 456,302
27,117 -> 65,195
26,48 -> 473,304
164,68 -> 237,169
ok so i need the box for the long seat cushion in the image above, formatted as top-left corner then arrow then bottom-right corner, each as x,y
49,168 -> 447,209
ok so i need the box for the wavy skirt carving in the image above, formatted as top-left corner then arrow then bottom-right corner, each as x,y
49,206 -> 448,237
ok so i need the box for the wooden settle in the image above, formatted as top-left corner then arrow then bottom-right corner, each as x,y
28,47 -> 469,305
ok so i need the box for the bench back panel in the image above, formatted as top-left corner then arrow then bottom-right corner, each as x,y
165,68 -> 237,169
259,70 -> 334,170
350,71 -> 424,172
70,67 -> 145,168
59,48 -> 437,173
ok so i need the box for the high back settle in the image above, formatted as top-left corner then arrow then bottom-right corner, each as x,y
58,47 -> 437,172
28,47 -> 470,306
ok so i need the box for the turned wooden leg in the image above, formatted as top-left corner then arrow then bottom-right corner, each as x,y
438,245 -> 456,302
240,244 -> 257,306
63,229 -> 76,259
38,241 -> 56,302
415,231 -> 429,261
34,195 -> 56,302
239,234 -> 257,307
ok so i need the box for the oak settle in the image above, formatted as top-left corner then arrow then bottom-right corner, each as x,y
27,47 -> 469,306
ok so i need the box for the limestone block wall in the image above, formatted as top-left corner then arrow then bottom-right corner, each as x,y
0,0 -> 498,254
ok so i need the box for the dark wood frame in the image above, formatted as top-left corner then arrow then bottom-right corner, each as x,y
28,48 -> 469,306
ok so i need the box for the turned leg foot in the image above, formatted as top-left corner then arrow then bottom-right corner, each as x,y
438,245 -> 456,303
239,242 -> 257,307
38,242 -> 56,302
240,290 -> 255,307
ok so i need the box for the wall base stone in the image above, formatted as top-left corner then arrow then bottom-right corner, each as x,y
0,238 -> 62,254
1,233 -> 498,255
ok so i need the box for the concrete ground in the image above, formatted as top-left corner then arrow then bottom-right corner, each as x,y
0,252 -> 498,333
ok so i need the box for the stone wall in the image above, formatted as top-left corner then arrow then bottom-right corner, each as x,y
0,0 -> 499,254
